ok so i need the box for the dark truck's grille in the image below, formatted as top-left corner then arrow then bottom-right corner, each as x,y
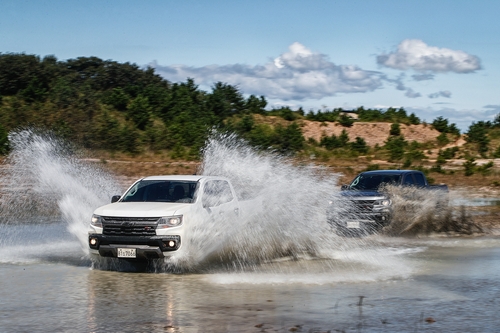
102,216 -> 159,236
352,200 -> 376,212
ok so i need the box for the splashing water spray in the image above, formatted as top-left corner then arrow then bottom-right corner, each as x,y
0,129 -> 122,261
1,129 -> 416,280
160,131 -> 346,271
381,185 -> 481,236
159,132 -> 413,279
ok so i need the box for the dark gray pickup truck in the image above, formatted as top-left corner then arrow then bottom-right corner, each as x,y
328,170 -> 448,236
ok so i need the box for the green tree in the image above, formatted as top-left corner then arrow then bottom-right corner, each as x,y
92,111 -> 123,150
432,116 -> 449,133
466,121 -> 490,157
126,95 -> 151,130
493,113 -> 500,127
247,124 -> 274,149
385,135 -> 406,161
463,158 -> 476,176
237,114 -> 255,133
338,114 -> 354,127
50,77 -> 78,108
320,133 -> 341,150
432,151 -> 447,174
102,87 -> 130,111
432,116 -> 460,135
390,123 -> 401,136
321,130 -> 349,150
440,147 -> 459,160
245,94 -> 267,114
405,141 -> 426,162
350,137 -> 368,154
159,79 -> 213,149
448,123 -> 460,135
437,132 -> 450,146
207,82 -> 245,119
274,122 -> 305,153
276,107 -> 296,121
0,53 -> 44,96
119,124 -> 140,154
0,123 -> 10,155
408,113 -> 420,125
339,129 -> 349,146
20,77 -> 47,102
493,145 -> 500,158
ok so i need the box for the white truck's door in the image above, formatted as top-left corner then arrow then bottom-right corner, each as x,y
201,179 -> 240,223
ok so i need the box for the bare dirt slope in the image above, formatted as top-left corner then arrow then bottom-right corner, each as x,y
300,120 -> 442,146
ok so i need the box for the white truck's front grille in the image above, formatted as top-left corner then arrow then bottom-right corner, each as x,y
102,216 -> 159,236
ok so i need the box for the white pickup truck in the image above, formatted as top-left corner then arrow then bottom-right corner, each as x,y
88,175 -> 240,260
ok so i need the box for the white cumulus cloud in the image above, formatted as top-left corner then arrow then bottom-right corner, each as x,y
151,42 -> 383,101
377,39 -> 481,73
428,90 -> 452,99
405,88 -> 421,98
412,73 -> 434,81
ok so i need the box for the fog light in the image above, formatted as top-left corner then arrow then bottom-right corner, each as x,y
89,238 -> 98,246
168,240 -> 175,248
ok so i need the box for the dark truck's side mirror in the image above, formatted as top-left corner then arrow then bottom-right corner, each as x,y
111,195 -> 121,203
340,185 -> 349,191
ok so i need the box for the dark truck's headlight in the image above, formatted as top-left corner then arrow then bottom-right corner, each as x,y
157,215 -> 183,229
90,214 -> 103,228
377,199 -> 391,206
373,199 -> 391,212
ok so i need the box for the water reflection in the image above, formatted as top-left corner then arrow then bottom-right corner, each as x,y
1,240 -> 500,332
452,197 -> 500,207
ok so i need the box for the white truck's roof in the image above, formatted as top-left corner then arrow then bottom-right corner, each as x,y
140,175 -> 226,182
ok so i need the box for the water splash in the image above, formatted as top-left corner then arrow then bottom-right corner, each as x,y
381,185 -> 483,236
0,129 -> 416,281
0,129 -> 122,258
160,132 -> 407,276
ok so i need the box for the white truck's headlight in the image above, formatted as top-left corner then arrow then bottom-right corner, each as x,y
157,215 -> 183,229
90,214 -> 103,228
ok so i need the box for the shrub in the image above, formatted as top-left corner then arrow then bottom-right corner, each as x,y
389,123 -> 401,136
338,114 -> 354,127
0,123 -> 9,155
350,137 -> 369,154
463,158 -> 476,176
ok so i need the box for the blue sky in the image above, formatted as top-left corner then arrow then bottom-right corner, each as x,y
2,0 -> 499,131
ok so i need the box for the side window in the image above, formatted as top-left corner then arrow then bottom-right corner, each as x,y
218,181 -> 234,204
413,173 -> 426,187
202,180 -> 234,207
402,174 -> 415,186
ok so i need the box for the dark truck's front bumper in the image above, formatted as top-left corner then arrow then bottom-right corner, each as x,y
328,210 -> 392,236
88,234 -> 181,260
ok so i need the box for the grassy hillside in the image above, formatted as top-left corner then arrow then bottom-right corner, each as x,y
1,53 -> 499,187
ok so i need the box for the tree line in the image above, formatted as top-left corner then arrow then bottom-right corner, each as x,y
0,52 -> 499,163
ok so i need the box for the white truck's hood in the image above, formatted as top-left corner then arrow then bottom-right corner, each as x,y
94,202 -> 191,217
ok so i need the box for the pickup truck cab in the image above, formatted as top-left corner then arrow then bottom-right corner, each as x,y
88,175 -> 239,260
328,170 -> 448,236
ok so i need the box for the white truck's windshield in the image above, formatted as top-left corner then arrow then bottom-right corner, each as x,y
121,180 -> 198,203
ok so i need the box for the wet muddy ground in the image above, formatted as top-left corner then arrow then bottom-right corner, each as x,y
1,229 -> 500,333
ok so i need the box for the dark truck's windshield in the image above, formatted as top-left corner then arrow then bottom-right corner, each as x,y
349,174 -> 401,191
121,180 -> 198,203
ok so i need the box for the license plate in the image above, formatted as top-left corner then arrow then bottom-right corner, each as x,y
346,221 -> 360,229
117,248 -> 136,258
